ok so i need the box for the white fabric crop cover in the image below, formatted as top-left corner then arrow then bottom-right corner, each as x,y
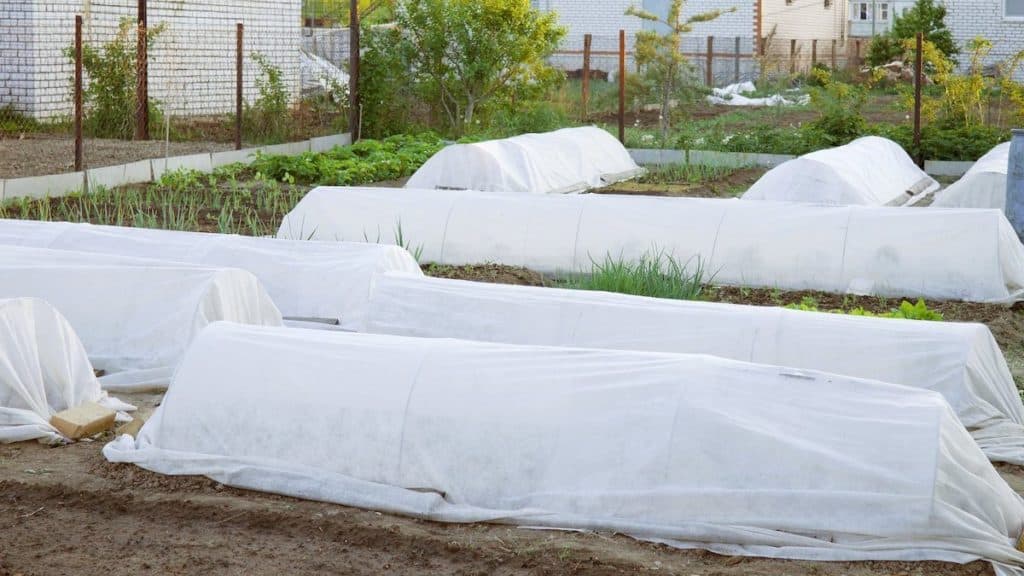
0,219 -> 421,329
364,273 -> 1024,464
277,187 -> 1024,303
405,126 -> 644,194
0,246 -> 282,390
0,298 -> 133,444
105,323 -> 1024,574
741,136 -> 939,205
932,142 -> 1011,210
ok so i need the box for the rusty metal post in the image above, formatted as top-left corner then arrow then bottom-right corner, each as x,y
913,32 -> 924,168
236,23 -> 244,150
855,39 -> 862,69
618,29 -> 625,144
705,36 -> 714,86
811,39 -> 817,68
581,33 -> 592,122
74,15 -> 83,171
349,0 -> 361,141
831,39 -> 837,70
134,0 -> 148,140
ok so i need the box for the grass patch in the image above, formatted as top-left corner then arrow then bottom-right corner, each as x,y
563,250 -> 712,301
638,163 -> 748,185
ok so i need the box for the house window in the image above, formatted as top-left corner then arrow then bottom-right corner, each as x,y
880,3 -> 889,19
857,2 -> 869,20
1007,0 -> 1024,18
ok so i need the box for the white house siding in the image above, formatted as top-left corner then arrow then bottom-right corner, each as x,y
945,0 -> 1024,81
533,0 -> 758,84
1,0 -> 300,121
848,0 -> 916,37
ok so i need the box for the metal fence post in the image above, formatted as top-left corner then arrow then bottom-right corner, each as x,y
582,33 -> 592,122
74,15 -> 83,171
706,36 -> 714,86
618,29 -> 625,144
236,23 -> 244,150
734,36 -> 741,82
349,0 -> 361,141
913,32 -> 923,168
135,0 -> 148,141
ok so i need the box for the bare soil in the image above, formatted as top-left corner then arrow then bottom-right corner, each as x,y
0,134 -> 232,179
599,167 -> 767,198
0,391 -> 1005,576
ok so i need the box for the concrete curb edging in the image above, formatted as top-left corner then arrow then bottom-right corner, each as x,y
0,133 -> 352,202
629,148 -> 976,177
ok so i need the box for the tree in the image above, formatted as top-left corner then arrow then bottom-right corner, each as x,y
380,0 -> 565,133
890,0 -> 959,62
626,0 -> 732,140
302,0 -> 393,26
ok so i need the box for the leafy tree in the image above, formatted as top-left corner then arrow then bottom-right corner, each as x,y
302,0 -> 393,26
372,0 -> 565,134
626,0 -> 732,140
891,0 -> 959,62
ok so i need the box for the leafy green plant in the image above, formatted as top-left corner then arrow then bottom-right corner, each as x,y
626,0 -> 731,141
367,0 -> 566,135
243,52 -> 291,144
806,68 -> 868,144
866,34 -> 906,67
564,250 -> 712,301
787,296 -> 944,321
891,0 -> 958,63
65,18 -> 164,139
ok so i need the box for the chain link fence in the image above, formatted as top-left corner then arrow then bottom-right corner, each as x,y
1,1 -> 348,181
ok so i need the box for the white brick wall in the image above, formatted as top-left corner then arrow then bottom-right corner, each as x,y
945,0 -> 1024,81
1,0 -> 301,120
536,0 -> 758,83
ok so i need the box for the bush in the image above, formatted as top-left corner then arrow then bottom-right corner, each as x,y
244,52 -> 291,144
866,34 -> 905,67
359,25 -> 420,138
65,18 -> 164,139
867,123 -> 1009,161
806,69 -> 868,144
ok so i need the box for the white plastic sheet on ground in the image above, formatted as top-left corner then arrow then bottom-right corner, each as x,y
932,142 -> 1011,209
0,219 -> 421,329
105,322 -> 1024,575
0,298 -> 134,444
741,136 -> 939,205
0,246 -> 282,390
277,187 -> 1024,303
364,273 -> 1024,464
705,81 -> 810,106
300,49 -> 350,95
405,126 -> 644,194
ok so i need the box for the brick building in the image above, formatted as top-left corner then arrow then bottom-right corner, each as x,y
945,0 -> 1024,81
0,0 -> 301,121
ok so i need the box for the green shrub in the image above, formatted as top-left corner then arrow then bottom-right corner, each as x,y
65,18 -> 164,139
867,122 -> 1008,161
244,52 -> 291,144
806,69 -> 868,145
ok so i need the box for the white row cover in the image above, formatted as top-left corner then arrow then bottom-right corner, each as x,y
363,273 -> 1024,464
105,323 -> 1024,574
405,126 -> 644,194
0,298 -> 133,444
278,187 -> 1024,303
0,246 -> 282,390
932,142 -> 1011,210
741,136 -> 939,206
0,220 -> 421,329
706,82 -> 810,106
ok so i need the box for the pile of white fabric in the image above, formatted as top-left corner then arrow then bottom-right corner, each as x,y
0,219 -> 421,330
278,187 -> 1024,303
932,142 -> 1011,209
0,245 -> 282,390
741,136 -> 939,206
105,323 -> 1024,575
299,49 -> 349,97
362,273 -> 1024,465
405,126 -> 644,194
0,298 -> 133,444
706,81 -> 810,106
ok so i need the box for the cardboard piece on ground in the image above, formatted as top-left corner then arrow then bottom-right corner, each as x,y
50,402 -> 116,440
115,414 -> 147,438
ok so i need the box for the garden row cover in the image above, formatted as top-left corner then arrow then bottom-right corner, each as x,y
106,323 -> 1024,575
405,126 -> 644,194
741,136 -> 939,206
0,298 -> 133,443
0,219 -> 422,330
362,273 -> 1024,465
0,245 -> 282,390
932,142 -> 1011,210
278,187 -> 1024,303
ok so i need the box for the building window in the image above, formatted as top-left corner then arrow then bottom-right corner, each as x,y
880,3 -> 889,20
857,2 -> 869,20
1007,0 -> 1024,18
